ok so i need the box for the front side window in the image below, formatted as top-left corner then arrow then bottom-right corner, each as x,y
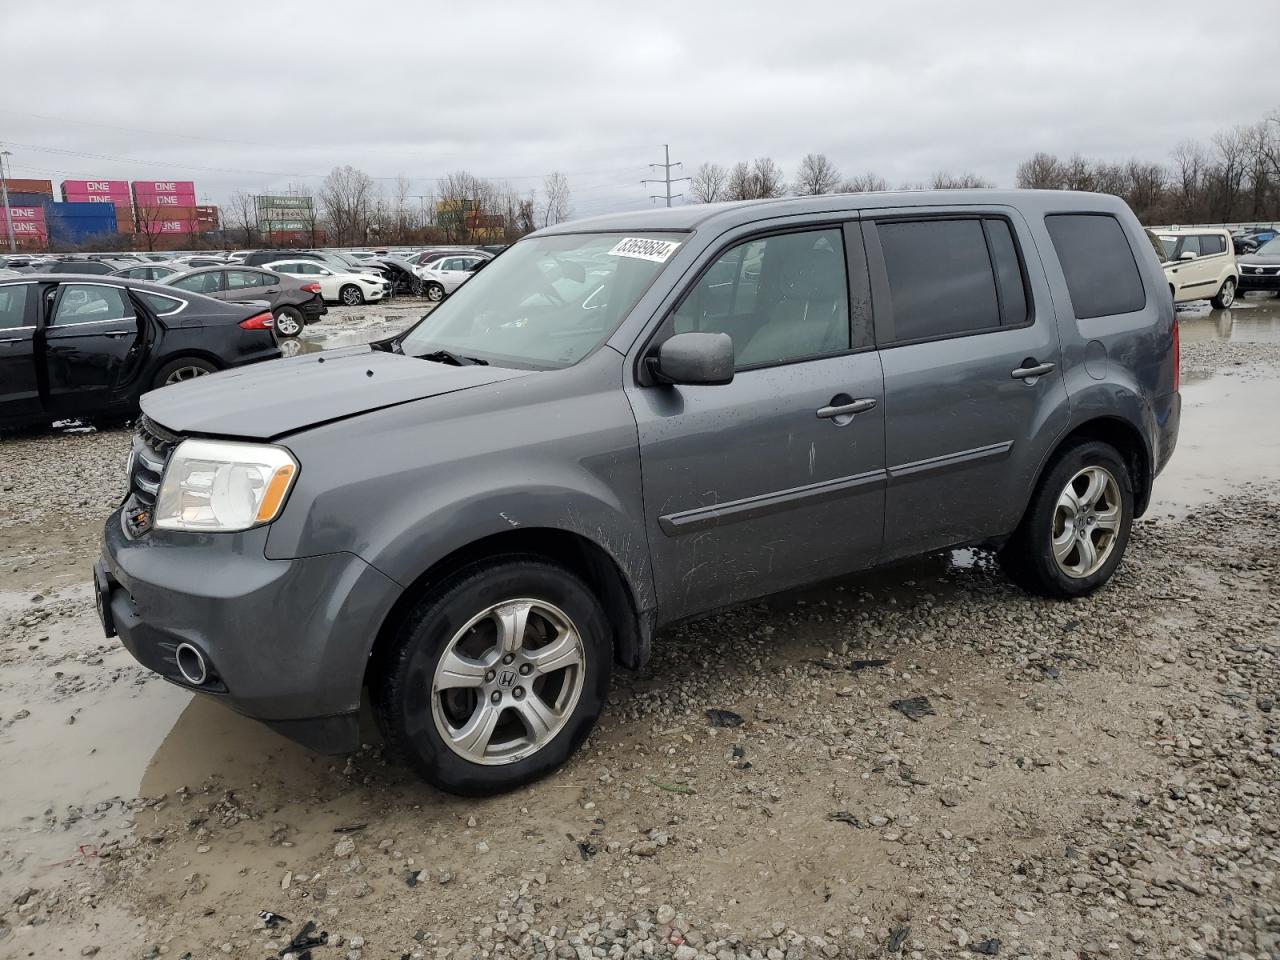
400,231 -> 679,369
671,228 -> 851,368
876,218 -> 1001,342
1045,214 -> 1146,319
0,284 -> 29,329
51,284 -> 132,325
1179,236 -> 1202,258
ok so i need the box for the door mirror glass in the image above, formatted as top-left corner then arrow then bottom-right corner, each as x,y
650,332 -> 735,386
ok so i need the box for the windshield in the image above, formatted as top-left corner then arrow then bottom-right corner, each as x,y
399,232 -> 683,369
1256,238 -> 1280,256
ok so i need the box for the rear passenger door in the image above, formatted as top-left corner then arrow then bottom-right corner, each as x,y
225,269 -> 279,304
865,210 -> 1070,561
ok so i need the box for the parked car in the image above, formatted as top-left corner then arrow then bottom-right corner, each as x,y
1235,237 -> 1280,296
0,274 -> 279,428
46,258 -> 119,276
411,248 -> 494,267
239,249 -> 328,268
416,253 -> 488,301
263,259 -> 389,305
96,191 -> 1180,795
369,257 -> 424,297
1231,227 -> 1279,255
162,266 -> 327,337
1155,228 -> 1238,307
112,263 -> 185,282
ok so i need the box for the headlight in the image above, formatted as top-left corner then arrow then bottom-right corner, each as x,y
154,439 -> 298,532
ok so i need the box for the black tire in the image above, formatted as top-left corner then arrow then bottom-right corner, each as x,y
998,439 -> 1134,599
340,284 -> 365,306
1210,278 -> 1236,309
151,356 -> 217,390
373,555 -> 612,795
273,306 -> 305,338
425,282 -> 445,303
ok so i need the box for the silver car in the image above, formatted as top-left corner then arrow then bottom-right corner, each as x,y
417,253 -> 488,301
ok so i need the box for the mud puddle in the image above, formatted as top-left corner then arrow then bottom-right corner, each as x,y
1177,294 -> 1280,343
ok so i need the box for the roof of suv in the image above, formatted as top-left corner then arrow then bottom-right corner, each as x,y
535,189 -> 1127,237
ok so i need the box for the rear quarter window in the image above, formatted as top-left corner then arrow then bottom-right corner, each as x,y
1045,214 -> 1146,319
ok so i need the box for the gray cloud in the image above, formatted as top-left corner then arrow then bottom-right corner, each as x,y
2,0 -> 1276,214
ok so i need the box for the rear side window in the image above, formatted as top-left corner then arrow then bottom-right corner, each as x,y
1045,214 -> 1146,319
141,292 -> 182,315
876,218 -> 1000,342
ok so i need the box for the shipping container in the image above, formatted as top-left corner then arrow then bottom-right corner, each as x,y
6,178 -> 54,197
131,180 -> 196,198
2,205 -> 47,224
44,202 -> 119,244
61,179 -> 130,200
6,191 -> 56,207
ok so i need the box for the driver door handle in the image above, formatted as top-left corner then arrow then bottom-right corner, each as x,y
103,330 -> 133,338
816,398 -> 877,419
1012,361 -> 1055,380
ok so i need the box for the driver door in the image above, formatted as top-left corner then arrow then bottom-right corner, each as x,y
41,282 -> 144,415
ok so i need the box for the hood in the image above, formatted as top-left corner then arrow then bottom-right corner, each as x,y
1238,253 -> 1280,266
141,344 -> 532,439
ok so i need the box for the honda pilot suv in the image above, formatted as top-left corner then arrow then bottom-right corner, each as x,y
97,191 -> 1180,796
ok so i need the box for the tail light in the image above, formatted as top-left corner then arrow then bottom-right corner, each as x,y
300,282 -> 322,294
1172,316 -> 1180,392
239,311 -> 274,330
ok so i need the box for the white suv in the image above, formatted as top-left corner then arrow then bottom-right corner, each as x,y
1156,228 -> 1239,307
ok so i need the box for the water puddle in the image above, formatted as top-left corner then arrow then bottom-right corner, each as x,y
1176,296 -> 1280,343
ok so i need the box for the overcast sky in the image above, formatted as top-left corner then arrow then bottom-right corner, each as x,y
3,1 -> 1277,217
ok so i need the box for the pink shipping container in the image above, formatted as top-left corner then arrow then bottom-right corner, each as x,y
62,179 -> 131,201
132,181 -> 197,206
3,205 -> 47,224
136,192 -> 198,208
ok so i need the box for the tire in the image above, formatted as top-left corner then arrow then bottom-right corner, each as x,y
425,282 -> 445,303
152,356 -> 217,390
373,556 -> 612,795
340,284 -> 365,306
273,306 -> 304,338
998,439 -> 1134,599
1210,278 -> 1236,309
410,277 -> 426,297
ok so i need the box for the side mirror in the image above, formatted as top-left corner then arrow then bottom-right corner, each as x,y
648,332 -> 734,386
1178,251 -> 1197,261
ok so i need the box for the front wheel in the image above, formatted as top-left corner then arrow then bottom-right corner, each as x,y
373,557 -> 612,795
999,439 -> 1134,599
425,282 -> 445,302
339,284 -> 365,306
1210,278 -> 1236,309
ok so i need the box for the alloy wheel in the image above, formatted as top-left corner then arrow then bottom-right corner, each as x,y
431,598 -> 586,765
164,365 -> 211,386
275,313 -> 301,336
341,286 -> 363,305
1051,466 -> 1122,578
427,285 -> 444,302
1219,279 -> 1235,308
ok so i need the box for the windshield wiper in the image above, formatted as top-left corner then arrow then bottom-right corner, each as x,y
418,348 -> 488,367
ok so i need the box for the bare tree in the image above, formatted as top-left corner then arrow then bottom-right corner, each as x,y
929,171 -> 995,189
319,165 -> 376,246
727,161 -> 756,201
226,190 -> 257,247
541,171 -> 573,227
752,157 -> 786,198
793,153 -> 841,195
840,172 -> 888,193
1016,152 -> 1062,190
690,162 -> 729,203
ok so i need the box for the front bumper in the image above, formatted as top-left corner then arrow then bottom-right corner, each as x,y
302,294 -> 327,323
98,509 -> 402,753
364,284 -> 388,301
1237,272 -> 1280,292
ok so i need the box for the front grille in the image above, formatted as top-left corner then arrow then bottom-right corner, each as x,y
124,416 -> 184,538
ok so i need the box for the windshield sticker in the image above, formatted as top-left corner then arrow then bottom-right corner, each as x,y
606,237 -> 681,263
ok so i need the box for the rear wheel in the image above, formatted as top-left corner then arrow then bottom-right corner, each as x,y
340,284 -> 365,306
273,306 -> 304,338
373,556 -> 612,795
1210,278 -> 1236,309
999,439 -> 1134,598
153,357 -> 217,389
425,282 -> 445,302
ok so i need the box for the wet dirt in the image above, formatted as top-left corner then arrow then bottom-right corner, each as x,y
0,302 -> 1277,958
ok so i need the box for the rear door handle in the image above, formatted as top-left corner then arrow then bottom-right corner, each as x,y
816,398 -> 877,419
1011,361 -> 1055,380
103,331 -> 133,338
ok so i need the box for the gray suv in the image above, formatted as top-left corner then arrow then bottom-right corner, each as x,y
96,191 -> 1180,795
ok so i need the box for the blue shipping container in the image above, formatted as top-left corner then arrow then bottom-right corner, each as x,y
6,191 -> 53,206
44,201 -> 119,243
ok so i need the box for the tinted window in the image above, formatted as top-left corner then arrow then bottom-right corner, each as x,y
1200,234 -> 1226,255
672,228 -> 850,369
985,219 -> 1028,326
141,292 -> 182,315
52,284 -> 132,325
0,284 -> 29,329
877,219 -> 999,341
172,271 -> 224,294
1046,214 -> 1146,318
226,270 -> 268,290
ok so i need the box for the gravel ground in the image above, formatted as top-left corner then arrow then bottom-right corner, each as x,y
0,328 -> 1276,960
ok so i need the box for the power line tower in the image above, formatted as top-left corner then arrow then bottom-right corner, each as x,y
642,144 -> 690,207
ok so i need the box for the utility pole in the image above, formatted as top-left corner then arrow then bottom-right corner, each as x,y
642,144 -> 690,207
0,149 -> 16,253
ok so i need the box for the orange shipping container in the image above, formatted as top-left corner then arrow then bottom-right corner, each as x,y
6,178 -> 54,197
